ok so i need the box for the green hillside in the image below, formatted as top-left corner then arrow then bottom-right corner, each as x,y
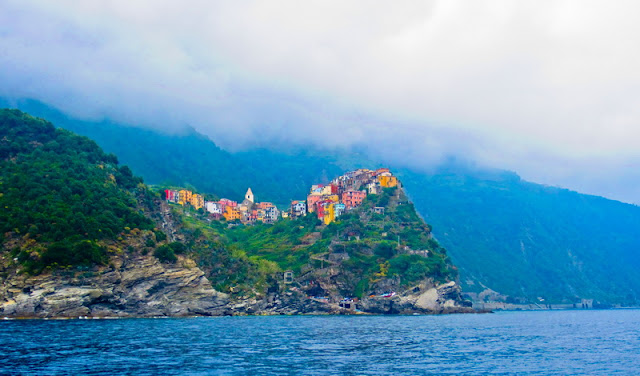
0,108 -> 457,307
0,109 -> 155,273
161,185 -> 457,299
5,101 -> 640,305
399,169 -> 640,304
7,99 -> 344,207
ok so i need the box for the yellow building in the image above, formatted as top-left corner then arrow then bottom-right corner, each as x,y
190,194 -> 204,210
320,185 -> 334,195
223,205 -> 241,221
327,194 -> 340,203
323,203 -> 335,225
378,175 -> 398,188
178,189 -> 193,205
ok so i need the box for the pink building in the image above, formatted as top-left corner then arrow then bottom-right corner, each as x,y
307,194 -> 322,213
342,189 -> 366,209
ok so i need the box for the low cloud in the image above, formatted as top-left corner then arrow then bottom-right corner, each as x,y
1,1 -> 639,203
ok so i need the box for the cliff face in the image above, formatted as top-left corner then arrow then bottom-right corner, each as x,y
0,253 -> 229,318
0,260 -> 472,317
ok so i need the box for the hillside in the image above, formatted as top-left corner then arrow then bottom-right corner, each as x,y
0,109 -> 231,317
400,169 -> 640,305
5,99 -> 344,207
170,184 -> 459,302
0,109 -> 470,316
8,101 -> 640,305
0,109 -> 154,272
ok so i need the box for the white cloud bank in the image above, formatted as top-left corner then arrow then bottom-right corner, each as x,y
1,0 -> 639,202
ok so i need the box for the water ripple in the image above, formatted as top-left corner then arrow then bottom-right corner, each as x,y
1,310 -> 639,375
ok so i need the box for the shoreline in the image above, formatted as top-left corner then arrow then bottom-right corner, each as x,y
2,308 -> 489,321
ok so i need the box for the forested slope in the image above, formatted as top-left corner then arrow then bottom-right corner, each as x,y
0,109 -> 155,273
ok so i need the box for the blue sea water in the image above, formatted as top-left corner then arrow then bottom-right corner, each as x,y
0,310 -> 639,375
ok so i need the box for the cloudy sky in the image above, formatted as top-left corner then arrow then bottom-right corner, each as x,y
1,0 -> 639,203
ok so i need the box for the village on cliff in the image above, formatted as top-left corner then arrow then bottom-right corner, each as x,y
164,168 -> 399,225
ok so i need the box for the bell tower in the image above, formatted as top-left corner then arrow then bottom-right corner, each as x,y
245,188 -> 254,203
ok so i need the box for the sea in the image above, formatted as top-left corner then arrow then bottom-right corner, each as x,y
1,309 -> 638,375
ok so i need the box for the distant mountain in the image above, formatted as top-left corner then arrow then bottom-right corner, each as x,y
399,168 -> 640,305
5,99 -> 640,305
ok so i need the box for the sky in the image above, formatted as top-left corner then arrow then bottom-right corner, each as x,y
1,0 -> 639,203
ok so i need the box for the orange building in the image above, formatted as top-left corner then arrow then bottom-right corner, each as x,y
378,175 -> 398,188
223,205 -> 241,221
190,194 -> 204,210
178,189 -> 193,205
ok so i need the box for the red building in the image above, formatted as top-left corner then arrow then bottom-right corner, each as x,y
164,189 -> 179,203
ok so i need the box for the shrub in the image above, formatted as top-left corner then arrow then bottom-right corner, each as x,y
168,242 -> 187,254
154,230 -> 167,242
41,240 -> 107,267
154,245 -> 177,263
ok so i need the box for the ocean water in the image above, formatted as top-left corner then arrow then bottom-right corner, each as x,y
1,310 -> 639,375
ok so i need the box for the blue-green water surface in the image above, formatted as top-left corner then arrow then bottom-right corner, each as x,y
1,310 -> 639,375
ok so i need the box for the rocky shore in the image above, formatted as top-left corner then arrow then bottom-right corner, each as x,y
1,254 -> 477,318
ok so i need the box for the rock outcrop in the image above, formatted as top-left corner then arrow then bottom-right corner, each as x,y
359,281 -> 474,314
0,254 -> 229,318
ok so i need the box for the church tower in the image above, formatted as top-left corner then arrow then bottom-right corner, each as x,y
245,188 -> 254,203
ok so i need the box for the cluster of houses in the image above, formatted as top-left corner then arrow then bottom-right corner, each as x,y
164,187 -> 280,224
300,168 -> 398,225
163,168 -> 398,225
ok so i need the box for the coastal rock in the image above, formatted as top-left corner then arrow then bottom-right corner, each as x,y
359,281 -> 474,314
0,254 -> 228,318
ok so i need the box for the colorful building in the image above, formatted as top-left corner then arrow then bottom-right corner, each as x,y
378,174 -> 398,188
219,198 -> 237,208
290,200 -> 307,218
164,189 -> 179,203
367,180 -> 381,195
323,202 -> 336,225
205,201 -> 222,215
223,205 -> 241,221
190,194 -> 204,210
342,189 -> 366,209
178,189 -> 193,206
307,194 -> 323,213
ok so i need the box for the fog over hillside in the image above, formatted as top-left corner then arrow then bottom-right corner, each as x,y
1,1 -> 640,203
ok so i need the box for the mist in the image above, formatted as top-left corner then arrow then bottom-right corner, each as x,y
1,0 -> 639,203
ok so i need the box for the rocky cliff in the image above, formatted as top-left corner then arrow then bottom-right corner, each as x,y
0,253 -> 474,318
0,253 -> 228,318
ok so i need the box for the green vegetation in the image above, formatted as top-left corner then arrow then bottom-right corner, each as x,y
400,168 -> 640,304
25,101 -> 345,207
165,184 -> 456,298
0,109 -> 154,272
153,242 -> 186,263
